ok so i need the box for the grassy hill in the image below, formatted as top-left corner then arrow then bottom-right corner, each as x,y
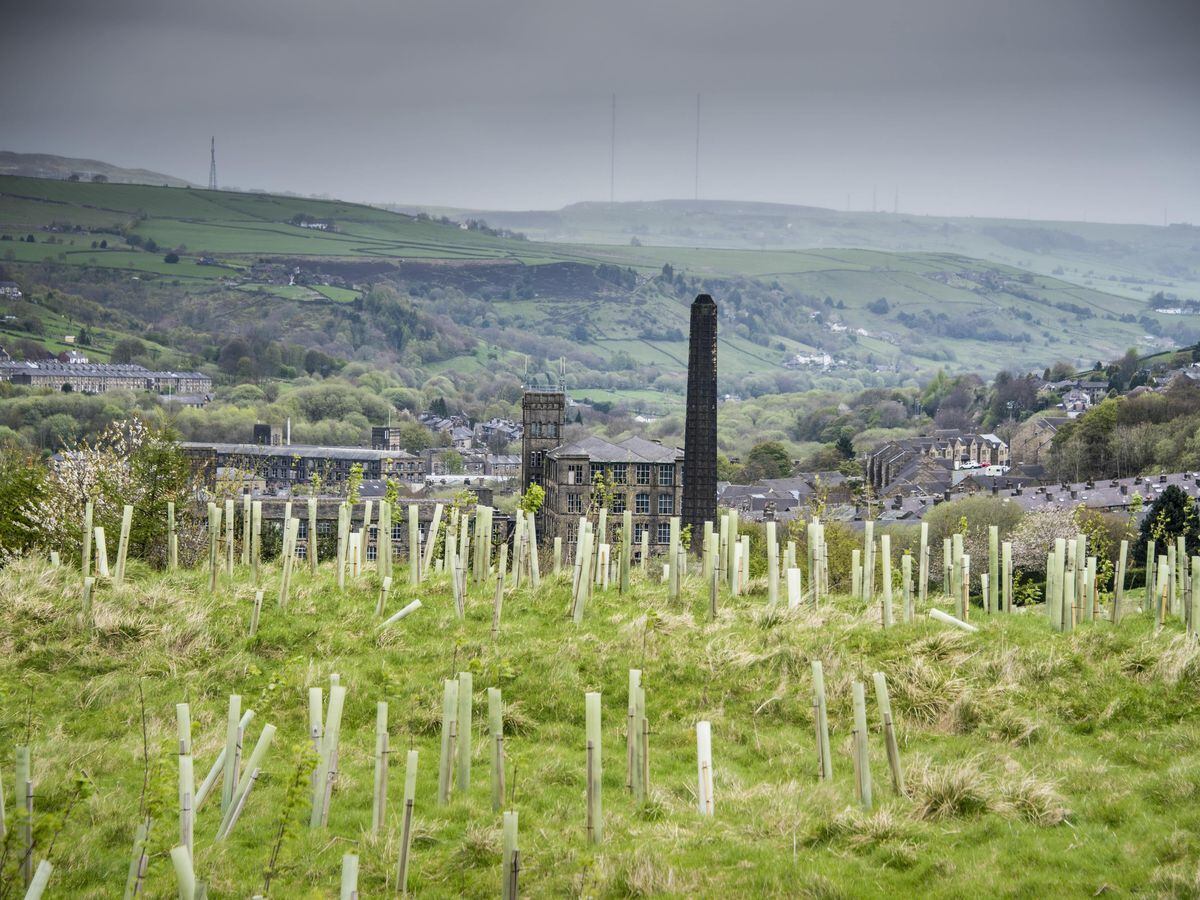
3,546 -> 1198,896
0,176 -> 1187,402
0,151 -> 193,188
396,198 -> 1200,305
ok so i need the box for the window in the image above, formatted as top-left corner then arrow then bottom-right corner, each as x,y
567,492 -> 583,514
635,492 -> 650,514
658,493 -> 674,515
567,523 -> 578,543
634,523 -> 647,544
657,522 -> 671,544
567,463 -> 584,485
317,521 -> 332,535
298,520 -> 308,538
366,543 -> 378,561
658,464 -> 674,486
611,493 -> 626,513
295,543 -> 307,559
635,463 -> 652,485
612,463 -> 627,485
392,522 -> 404,540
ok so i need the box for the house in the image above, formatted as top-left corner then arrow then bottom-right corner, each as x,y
0,361 -> 212,396
866,430 -> 1009,493
0,281 -> 22,299
1010,415 -> 1072,466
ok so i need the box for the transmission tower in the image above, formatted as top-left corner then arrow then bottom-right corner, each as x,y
208,136 -> 218,191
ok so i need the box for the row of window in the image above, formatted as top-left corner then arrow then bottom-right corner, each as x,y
564,492 -> 674,515
566,522 -> 673,544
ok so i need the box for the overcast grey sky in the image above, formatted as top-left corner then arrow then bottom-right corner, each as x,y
4,0 -> 1198,223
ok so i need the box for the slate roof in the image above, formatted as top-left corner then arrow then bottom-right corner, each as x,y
547,434 -> 682,464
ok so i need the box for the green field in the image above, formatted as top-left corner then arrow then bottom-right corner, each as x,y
0,175 -> 1183,385
402,198 -> 1200,304
4,541 -> 1200,897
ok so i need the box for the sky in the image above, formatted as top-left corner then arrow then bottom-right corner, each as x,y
4,0 -> 1199,224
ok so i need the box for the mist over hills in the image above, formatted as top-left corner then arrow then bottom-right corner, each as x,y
389,198 -> 1200,305
0,151 -> 193,189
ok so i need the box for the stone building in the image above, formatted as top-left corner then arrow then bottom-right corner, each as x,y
521,388 -> 566,494
866,430 -> 1008,493
542,434 -> 684,556
181,441 -> 424,491
0,361 -> 212,396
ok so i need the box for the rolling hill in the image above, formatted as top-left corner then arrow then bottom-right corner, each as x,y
392,198 -> 1200,306
0,176 -> 1188,409
0,151 -> 194,188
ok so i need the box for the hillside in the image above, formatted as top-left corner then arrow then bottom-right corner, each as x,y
2,540 -> 1198,896
0,151 -> 193,188
393,198 -> 1200,306
0,176 -> 1186,410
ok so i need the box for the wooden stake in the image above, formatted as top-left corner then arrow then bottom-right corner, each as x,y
216,723 -> 274,839
176,703 -> 194,857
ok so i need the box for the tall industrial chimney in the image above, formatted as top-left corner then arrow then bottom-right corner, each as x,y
682,294 -> 718,547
